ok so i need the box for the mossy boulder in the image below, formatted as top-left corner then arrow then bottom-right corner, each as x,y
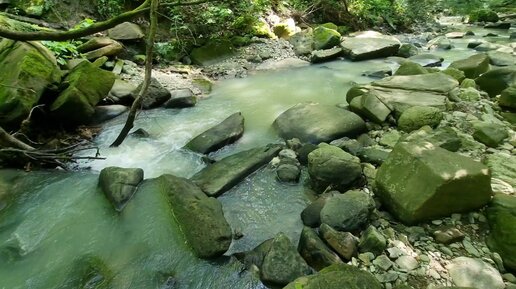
273,22 -> 295,39
341,37 -> 401,61
0,39 -> 61,128
486,194 -> 516,272
397,106 -> 443,132
394,61 -> 428,76
313,26 -> 341,50
98,167 -> 144,212
449,53 -> 490,79
190,40 -> 234,66
298,226 -> 343,271
283,264 -> 382,289
476,65 -> 516,97
472,121 -> 508,147
50,61 -> 115,124
469,9 -> 499,23
375,141 -> 492,224
499,86 -> 516,109
442,67 -> 466,83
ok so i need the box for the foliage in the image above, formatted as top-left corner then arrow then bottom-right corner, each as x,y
41,40 -> 81,66
95,0 -> 125,19
468,8 -> 499,22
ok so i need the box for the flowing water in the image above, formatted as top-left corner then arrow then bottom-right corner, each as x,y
0,24 -> 514,289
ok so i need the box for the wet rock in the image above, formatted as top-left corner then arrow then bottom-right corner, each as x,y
474,42 -> 499,52
308,144 -> 362,192
447,257 -> 505,289
310,47 -> 343,63
408,53 -> 444,67
135,77 -> 171,109
156,175 -> 232,258
190,40 -> 234,66
375,142 -> 492,224
107,79 -> 137,105
91,105 -> 128,124
397,43 -> 419,58
185,112 -> 244,154
484,22 -> 511,29
487,194 -> 516,272
467,39 -> 485,49
449,53 -> 490,79
445,32 -> 465,39
98,167 -> 144,212
488,51 -> 516,66
433,228 -> 465,244
273,103 -> 366,144
320,223 -> 358,261
359,226 -> 387,257
426,36 -> 453,50
362,67 -> 392,78
341,37 -> 401,61
58,255 -> 112,289
298,226 -> 342,271
191,145 -> 282,197
0,39 -> 61,128
297,143 -> 318,165
313,26 -> 341,50
301,196 -> 332,227
499,86 -> 516,109
394,61 -> 428,76
130,128 -> 150,138
320,190 -> 374,232
397,106 -> 443,132
260,232 -> 312,286
404,127 -> 462,152
107,22 -> 144,41
163,89 -> 196,108
283,264 -> 382,289
472,121 -> 508,147
50,61 -> 115,124
276,164 -> 301,183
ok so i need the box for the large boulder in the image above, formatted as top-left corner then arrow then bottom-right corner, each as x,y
312,26 -> 341,50
341,37 -> 400,61
372,72 -> 459,94
488,51 -> 516,67
283,264 -> 382,289
260,233 -> 312,286
185,112 -> 244,154
107,22 -> 145,41
350,90 -> 392,124
191,145 -> 282,197
289,29 -> 314,56
375,142 -> 492,224
98,167 -> 144,212
397,106 -> 443,132
476,65 -> 516,97
190,40 -> 234,66
0,39 -> 61,127
298,227 -> 342,271
50,61 -> 115,124
273,103 -> 366,144
449,53 -> 490,79
499,85 -> 516,109
155,174 -> 232,258
446,257 -> 505,289
320,190 -> 374,232
135,77 -> 171,109
308,144 -> 362,191
486,194 -> 516,272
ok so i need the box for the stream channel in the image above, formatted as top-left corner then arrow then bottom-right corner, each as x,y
0,24 -> 513,289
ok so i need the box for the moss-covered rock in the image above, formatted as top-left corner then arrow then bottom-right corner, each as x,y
469,9 -> 499,23
476,65 -> 516,97
499,85 -> 516,109
472,121 -> 508,147
283,264 -> 382,289
375,141 -> 492,224
0,39 -> 61,128
313,26 -> 341,50
397,106 -> 443,132
50,61 -> 115,124
190,40 -> 234,66
486,194 -> 516,272
273,23 -> 295,39
394,61 -> 428,76
442,67 -> 466,83
449,53 -> 490,79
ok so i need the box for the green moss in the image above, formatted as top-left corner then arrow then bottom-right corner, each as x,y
313,26 -> 341,50
469,9 -> 499,23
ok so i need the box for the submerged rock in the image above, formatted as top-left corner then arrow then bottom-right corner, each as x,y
273,103 -> 366,144
260,233 -> 312,286
341,37 -> 400,61
0,39 -> 61,128
486,194 -> 516,272
298,226 -> 342,271
185,112 -> 244,154
375,142 -> 492,224
156,175 -> 232,258
308,144 -> 362,192
98,167 -> 144,212
57,255 -> 112,289
50,61 -> 115,124
283,264 -> 382,289
191,145 -> 282,197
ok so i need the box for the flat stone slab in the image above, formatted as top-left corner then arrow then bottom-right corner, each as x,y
191,145 -> 282,197
372,72 -> 458,94
185,112 -> 244,154
341,37 -> 400,61
273,103 -> 366,144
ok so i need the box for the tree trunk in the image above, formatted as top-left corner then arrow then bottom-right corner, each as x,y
110,0 -> 159,147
